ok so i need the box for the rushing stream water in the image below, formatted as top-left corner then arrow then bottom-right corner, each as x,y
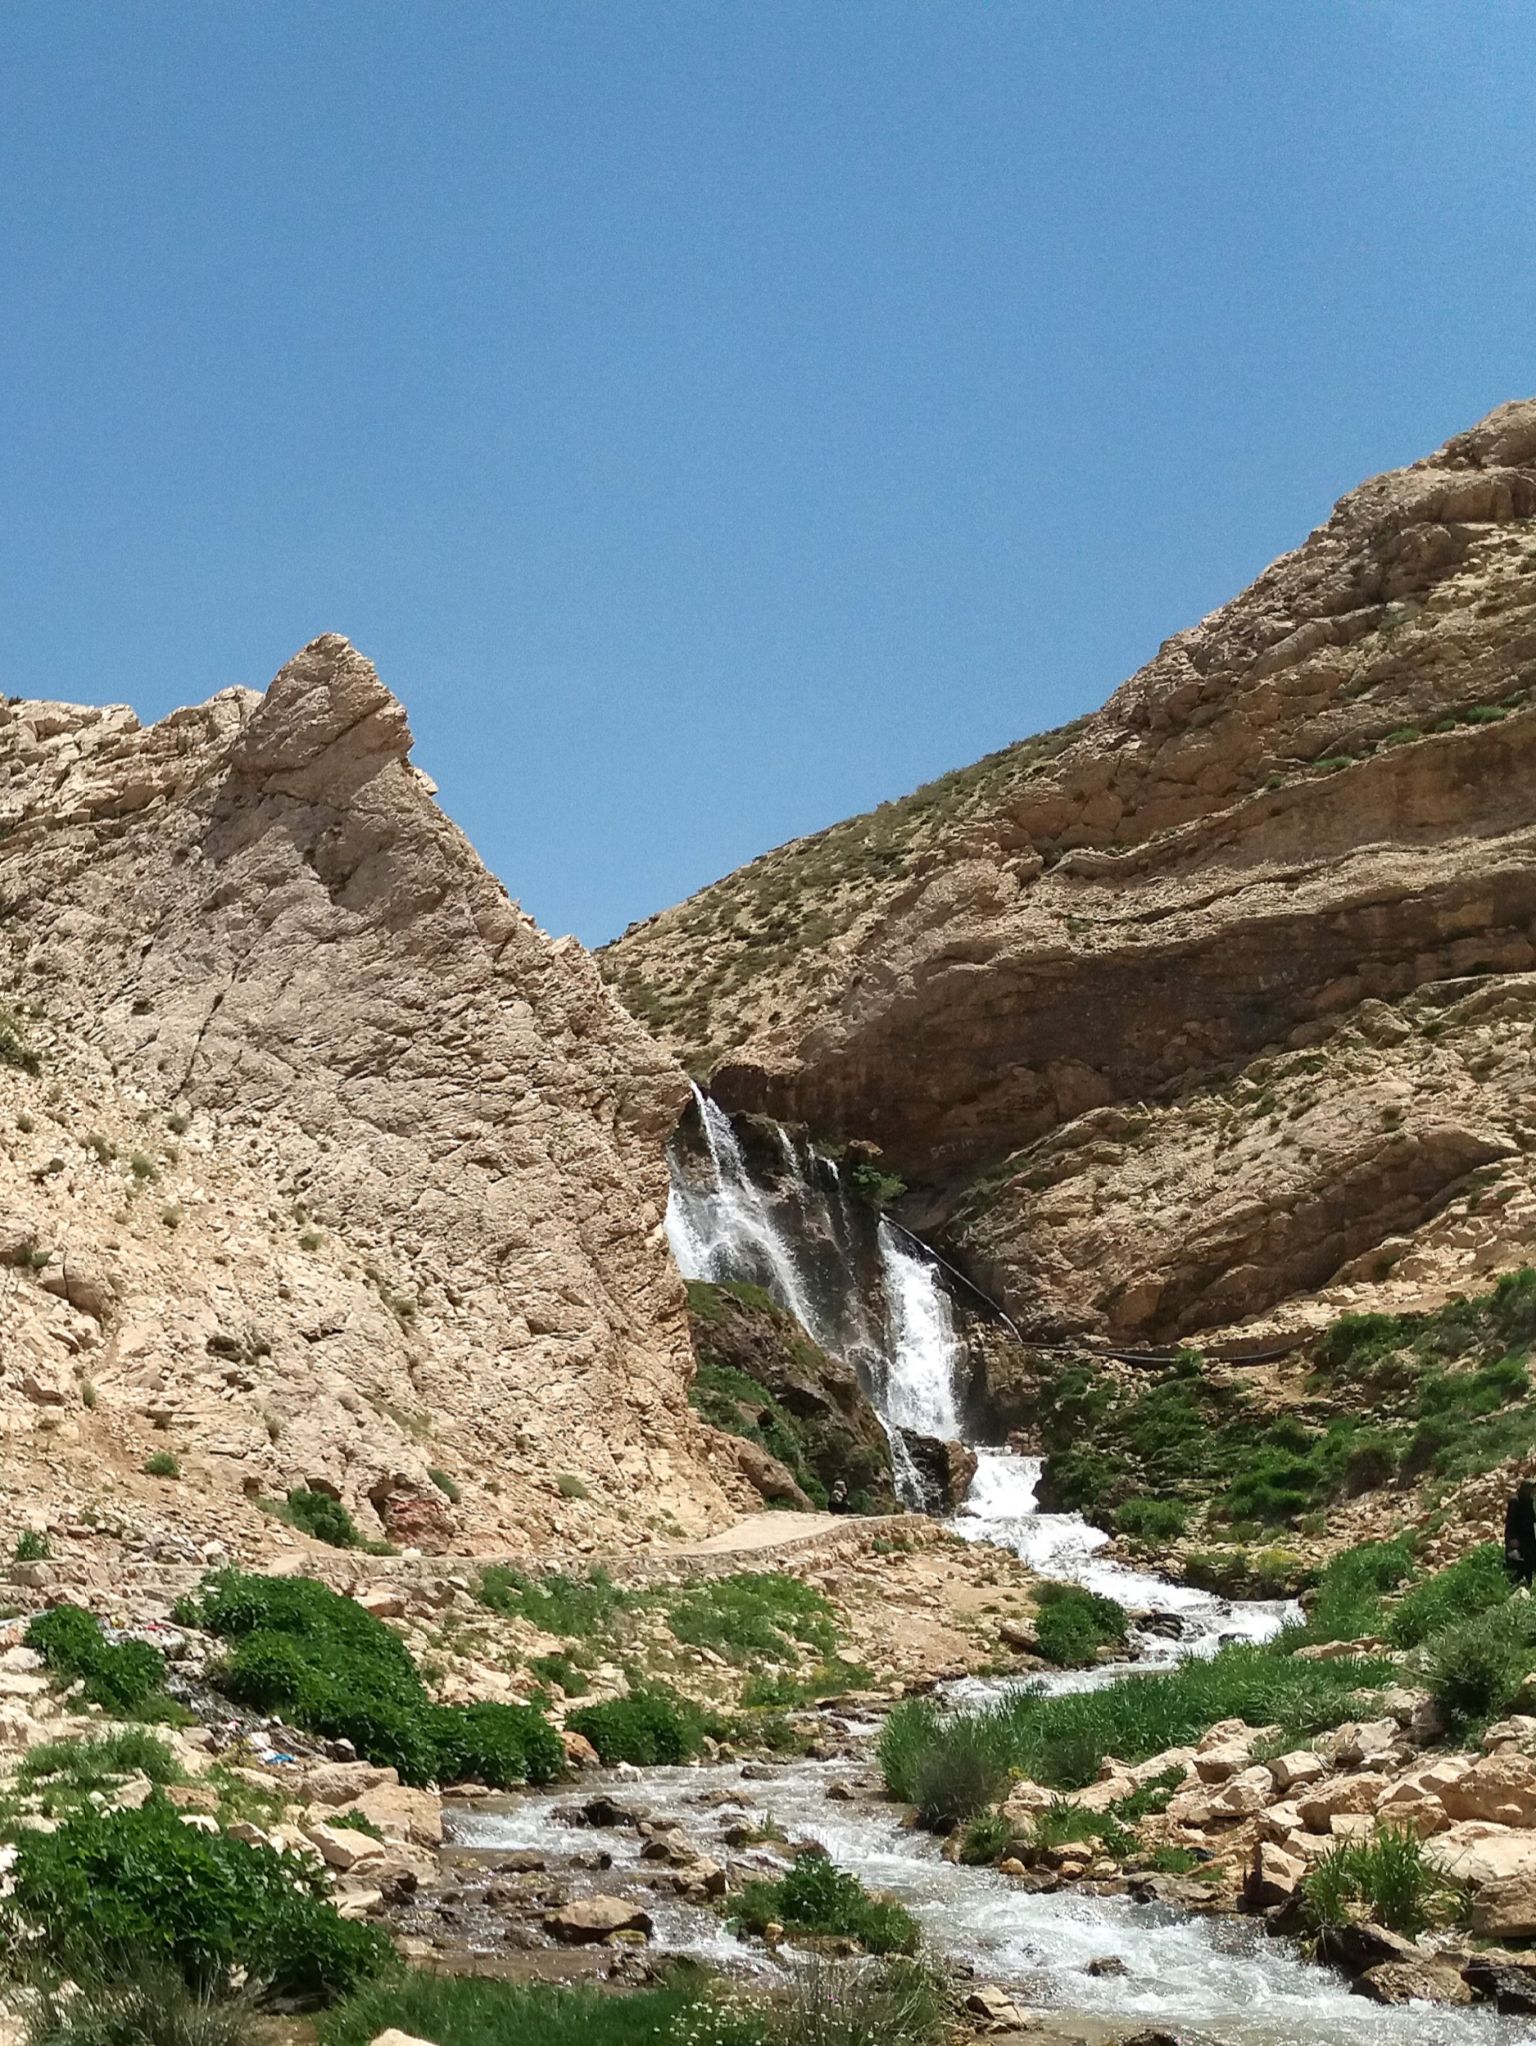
459,1097 -> 1526,2044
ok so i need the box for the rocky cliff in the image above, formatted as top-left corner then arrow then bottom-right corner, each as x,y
0,636 -> 744,1556
604,401 -> 1536,1343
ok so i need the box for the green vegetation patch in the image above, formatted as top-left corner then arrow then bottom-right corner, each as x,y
565,1684 -> 713,1766
880,1638 -> 1395,1798
477,1564 -> 630,1637
189,1571 -> 562,1788
1,1798 -> 391,2000
1031,1583 -> 1127,1667
732,1852 -> 920,1955
666,1572 -> 836,1663
1301,1823 -> 1467,1937
1029,1270 -> 1536,1529
27,1606 -> 179,1722
321,1976 -> 704,2046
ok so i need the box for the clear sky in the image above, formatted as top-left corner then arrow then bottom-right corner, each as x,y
4,4 -> 1534,945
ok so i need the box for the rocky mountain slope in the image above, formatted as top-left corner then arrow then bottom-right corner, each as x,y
0,636 -> 746,1556
604,400 -> 1536,1343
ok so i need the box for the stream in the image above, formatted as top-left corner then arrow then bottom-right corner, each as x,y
454,1097 -> 1529,2044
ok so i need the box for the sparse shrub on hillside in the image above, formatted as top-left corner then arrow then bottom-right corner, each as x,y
144,1451 -> 180,1480
427,1467 -> 461,1503
266,1488 -> 363,1549
0,1003 -> 39,1072
1387,1544 -> 1508,1648
529,1651 -> 589,1696
555,1473 -> 590,1500
666,1573 -> 836,1663
13,1528 -> 49,1562
477,1565 -> 628,1637
1422,1600 -> 1536,1731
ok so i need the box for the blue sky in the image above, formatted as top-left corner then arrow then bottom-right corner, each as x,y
4,4 -> 1534,945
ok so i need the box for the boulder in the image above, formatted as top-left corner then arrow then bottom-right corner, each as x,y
1268,1751 -> 1326,1794
965,1986 -> 1028,2029
1298,1774 -> 1388,1833
1462,1958 -> 1536,2013
1245,1840 -> 1305,1909
1483,1717 -> 1536,1754
300,1761 -> 399,1805
544,1897 -> 653,1943
1429,1820 -> 1536,1890
1472,1872 -> 1536,1939
896,1433 -> 978,1511
1353,1961 -> 1473,2007
1440,1751 -> 1536,1827
302,1821 -> 382,1872
1208,1766 -> 1273,1818
1192,1744 -> 1250,1785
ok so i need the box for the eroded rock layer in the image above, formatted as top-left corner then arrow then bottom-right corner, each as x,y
604,401 -> 1536,1339
0,636 -> 743,1552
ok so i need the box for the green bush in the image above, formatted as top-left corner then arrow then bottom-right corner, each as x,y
1388,1544 -> 1509,1648
877,1700 -> 1011,1830
191,1572 -> 561,1789
732,1853 -> 919,1956
1032,1584 -> 1127,1667
957,1811 -> 1015,1864
13,1529 -> 50,1562
274,1489 -> 363,1549
18,1731 -> 188,1813
1422,1601 -> 1536,1731
529,1651 -> 590,1696
1301,1823 -> 1466,1936
0,1799 -> 391,2000
27,1606 -> 175,1720
1112,1498 -> 1188,1543
144,1452 -> 181,1480
565,1686 -> 708,1766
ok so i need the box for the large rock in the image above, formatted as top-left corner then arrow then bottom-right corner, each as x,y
1298,1775 -> 1390,1833
1429,1820 -> 1536,1890
1354,1961 -> 1473,2007
1440,1750 -> 1536,1827
896,1432 -> 978,1510
1245,1840 -> 1305,1909
544,1896 -> 654,1943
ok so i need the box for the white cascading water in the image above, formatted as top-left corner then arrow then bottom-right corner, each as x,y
458,1095 -> 1517,2042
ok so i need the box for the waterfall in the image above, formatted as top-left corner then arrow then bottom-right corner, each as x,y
666,1087 -> 965,1504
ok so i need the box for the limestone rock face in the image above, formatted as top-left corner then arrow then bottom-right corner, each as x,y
0,636 -> 741,1550
605,402 -> 1536,1340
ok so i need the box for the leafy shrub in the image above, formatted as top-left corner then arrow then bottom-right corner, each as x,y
0,1799 -> 391,1999
732,1854 -> 919,1956
1112,1498 -> 1187,1543
13,1529 -> 49,1561
1032,1584 -> 1127,1667
1388,1544 -> 1509,1648
556,1474 -> 590,1500
1301,1823 -> 1466,1936
27,1605 -> 175,1720
957,1811 -> 1015,1864
144,1452 -> 181,1480
566,1686 -> 708,1766
273,1489 -> 363,1549
191,1571 -> 561,1788
529,1651 -> 589,1696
